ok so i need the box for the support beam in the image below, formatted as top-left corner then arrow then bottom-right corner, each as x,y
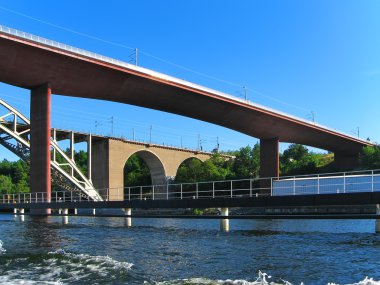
70,131 -> 75,176
334,152 -> 360,170
260,138 -> 280,178
259,138 -> 279,194
87,134 -> 92,181
220,207 -> 229,232
30,83 -> 51,215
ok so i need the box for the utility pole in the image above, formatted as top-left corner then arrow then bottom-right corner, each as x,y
135,48 -> 138,66
216,136 -> 220,152
110,116 -> 114,136
197,134 -> 200,150
149,125 -> 152,144
181,136 -> 183,148
95,120 -> 101,134
132,128 -> 135,141
243,86 -> 247,101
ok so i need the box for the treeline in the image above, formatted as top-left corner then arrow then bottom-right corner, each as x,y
1,144 -> 380,193
0,150 -> 88,195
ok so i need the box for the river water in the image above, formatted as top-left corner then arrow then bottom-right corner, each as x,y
1,214 -> 380,285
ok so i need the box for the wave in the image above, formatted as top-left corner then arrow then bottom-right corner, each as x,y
0,240 -> 6,254
328,277 -> 380,285
154,272 -> 380,285
154,271 -> 291,285
0,249 -> 133,284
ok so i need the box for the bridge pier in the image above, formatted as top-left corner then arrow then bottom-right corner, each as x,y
334,152 -> 360,170
220,207 -> 229,232
124,208 -> 132,227
376,205 -> 380,233
260,138 -> 279,193
30,83 -> 51,215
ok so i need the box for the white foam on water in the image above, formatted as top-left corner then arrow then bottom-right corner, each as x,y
154,272 -> 380,285
0,240 -> 6,254
154,271 -> 291,285
328,277 -> 380,285
0,249 -> 133,284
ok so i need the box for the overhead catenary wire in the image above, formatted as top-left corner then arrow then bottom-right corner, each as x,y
0,5 -> 310,114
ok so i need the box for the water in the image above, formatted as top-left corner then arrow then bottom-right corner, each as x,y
1,214 -> 380,284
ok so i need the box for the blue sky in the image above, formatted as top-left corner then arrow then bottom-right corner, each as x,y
0,0 -> 379,160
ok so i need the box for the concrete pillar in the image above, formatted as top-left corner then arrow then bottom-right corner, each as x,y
62,209 -> 69,224
92,208 -> 96,215
19,208 -> 25,214
220,207 -> 229,232
260,138 -> 279,194
30,83 -> 51,215
74,208 -> 78,215
70,131 -> 75,176
334,152 -> 360,170
87,134 -> 92,181
13,208 -> 17,215
124,208 -> 132,227
376,204 -> 380,233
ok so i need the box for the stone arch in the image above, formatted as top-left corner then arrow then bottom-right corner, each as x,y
123,150 -> 167,186
175,156 -> 204,176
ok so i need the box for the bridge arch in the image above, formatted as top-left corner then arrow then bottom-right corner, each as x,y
123,150 -> 167,186
174,156 -> 206,182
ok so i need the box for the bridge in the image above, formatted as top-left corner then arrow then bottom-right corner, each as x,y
3,169 -> 380,232
0,25 -> 374,213
0,98 -> 228,201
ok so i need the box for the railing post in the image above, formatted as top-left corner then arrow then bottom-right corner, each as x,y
117,188 -> 120,200
180,184 -> 183,200
212,182 -> 215,198
317,174 -> 320,194
166,184 -> 169,200
140,186 -> 142,200
372,170 -> 374,192
293,177 -> 296,196
343,172 -> 346,193
71,191 -> 73,202
270,177 -> 273,196
152,186 -> 155,200
230,180 -> 233,198
196,183 -> 199,199
128,187 -> 131,201
250,179 -> 252,197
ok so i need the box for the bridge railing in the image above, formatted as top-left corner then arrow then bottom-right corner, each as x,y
2,169 -> 380,204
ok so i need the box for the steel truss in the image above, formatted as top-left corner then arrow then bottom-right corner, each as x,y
0,98 -> 102,201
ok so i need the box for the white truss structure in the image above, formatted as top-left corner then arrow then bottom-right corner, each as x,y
0,98 -> 102,201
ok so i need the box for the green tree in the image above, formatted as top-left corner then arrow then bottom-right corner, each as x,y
0,175 -> 14,194
232,144 -> 260,179
360,145 -> 380,169
124,154 -> 152,186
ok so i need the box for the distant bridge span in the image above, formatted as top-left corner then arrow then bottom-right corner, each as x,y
0,26 -> 374,212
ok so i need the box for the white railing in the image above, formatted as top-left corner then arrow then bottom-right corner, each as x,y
1,169 -> 380,204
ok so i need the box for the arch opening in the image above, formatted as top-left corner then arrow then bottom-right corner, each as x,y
123,150 -> 167,199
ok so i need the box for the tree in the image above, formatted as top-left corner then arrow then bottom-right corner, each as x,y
360,146 -> 380,169
232,144 -> 260,179
0,175 -> 14,194
124,154 -> 152,186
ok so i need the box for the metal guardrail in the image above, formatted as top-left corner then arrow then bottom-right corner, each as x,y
2,169 -> 380,204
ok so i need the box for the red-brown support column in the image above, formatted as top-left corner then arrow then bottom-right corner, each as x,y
259,138 -> 279,194
30,83 -> 51,215
334,152 -> 360,170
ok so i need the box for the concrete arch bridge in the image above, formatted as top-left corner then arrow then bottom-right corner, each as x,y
0,98 -> 229,200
